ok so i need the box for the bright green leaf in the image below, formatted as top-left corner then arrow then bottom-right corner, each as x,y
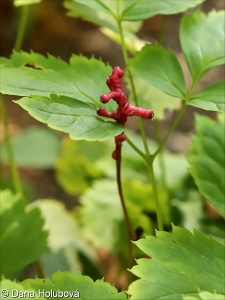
180,10 -> 225,81
128,226 -> 225,299
126,76 -> 181,119
0,280 -> 42,300
121,0 -> 206,21
130,45 -> 186,98
0,190 -> 47,278
14,0 -> 42,6
56,138 -> 108,195
187,115 -> 225,216
16,94 -> 123,141
0,126 -> 61,168
189,82 -> 225,112
22,272 -> 127,299
0,51 -> 111,106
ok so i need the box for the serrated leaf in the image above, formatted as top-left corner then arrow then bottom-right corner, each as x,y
0,126 -> 61,168
187,115 -> 225,216
0,280 -> 43,300
0,51 -> 112,107
130,45 -> 186,98
128,226 -> 225,299
189,82 -> 225,112
0,190 -> 47,278
121,0 -> 205,21
16,94 -> 123,141
180,11 -> 225,81
14,0 -> 42,6
56,138 -> 108,195
126,76 -> 181,119
22,271 -> 127,299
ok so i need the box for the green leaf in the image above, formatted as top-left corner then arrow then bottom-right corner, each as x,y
64,0 -> 118,32
56,138 -> 108,195
0,126 -> 61,168
30,200 -> 98,277
180,10 -> 225,81
126,76 -> 181,119
183,291 -> 225,300
14,0 -> 42,6
64,0 -> 205,24
16,94 -> 123,141
128,226 -> 225,299
0,51 -> 112,106
189,82 -> 225,112
0,280 -> 42,300
187,115 -> 225,216
121,0 -> 205,21
22,272 -> 127,299
130,45 -> 186,98
0,190 -> 47,278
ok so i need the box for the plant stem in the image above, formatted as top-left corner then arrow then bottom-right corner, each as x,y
116,18 -> 164,231
125,136 -> 146,159
152,102 -> 187,159
0,96 -> 22,195
147,161 -> 164,231
116,144 -> 133,270
14,5 -> 29,51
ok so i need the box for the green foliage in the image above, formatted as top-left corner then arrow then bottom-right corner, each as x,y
190,82 -> 225,111
0,190 -> 47,278
1,1 -> 224,299
0,126 -> 61,168
130,44 -> 186,98
1,272 -> 126,299
1,52 -> 112,106
64,0 -> 205,24
180,10 -> 225,82
56,138 -> 107,195
128,226 -> 225,299
16,94 -> 123,141
187,115 -> 225,217
29,200 -> 98,277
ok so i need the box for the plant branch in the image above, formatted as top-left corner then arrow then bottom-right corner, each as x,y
0,96 -> 22,195
115,143 -> 133,269
125,136 -> 146,159
152,101 -> 187,158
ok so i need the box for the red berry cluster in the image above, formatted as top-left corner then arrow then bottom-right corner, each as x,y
97,66 -> 154,159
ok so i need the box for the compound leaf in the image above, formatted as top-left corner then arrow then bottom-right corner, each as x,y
65,0 -> 205,24
130,45 -> 186,98
180,10 -> 225,81
187,115 -> 225,216
189,82 -> 225,112
128,226 -> 225,299
16,94 -> 123,141
0,190 -> 47,278
22,272 -> 127,299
